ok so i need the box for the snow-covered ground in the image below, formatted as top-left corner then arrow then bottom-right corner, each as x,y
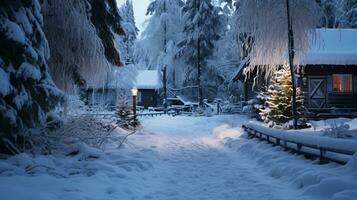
1,115 -> 357,200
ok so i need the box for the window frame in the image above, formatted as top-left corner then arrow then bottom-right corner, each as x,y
332,74 -> 353,93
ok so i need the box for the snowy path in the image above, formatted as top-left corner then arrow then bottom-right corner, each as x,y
2,115 -> 356,200
123,115 -> 313,200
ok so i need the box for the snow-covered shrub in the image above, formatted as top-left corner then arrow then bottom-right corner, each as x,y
204,106 -> 214,117
324,121 -> 353,138
194,106 -> 205,117
0,0 -> 62,153
242,99 -> 260,119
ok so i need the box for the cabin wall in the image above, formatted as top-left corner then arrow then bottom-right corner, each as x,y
300,65 -> 357,112
354,75 -> 357,94
138,89 -> 160,108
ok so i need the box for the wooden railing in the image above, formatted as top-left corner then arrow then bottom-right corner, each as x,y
242,123 -> 357,165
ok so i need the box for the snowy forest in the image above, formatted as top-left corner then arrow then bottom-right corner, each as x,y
1,0 -> 357,199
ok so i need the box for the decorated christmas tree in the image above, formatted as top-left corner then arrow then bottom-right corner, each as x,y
259,67 -> 307,128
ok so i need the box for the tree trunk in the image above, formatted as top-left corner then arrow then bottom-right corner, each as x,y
286,0 -> 298,129
163,66 -> 168,113
163,0 -> 168,113
197,37 -> 203,106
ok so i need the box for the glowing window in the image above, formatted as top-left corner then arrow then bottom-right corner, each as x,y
333,74 -> 352,93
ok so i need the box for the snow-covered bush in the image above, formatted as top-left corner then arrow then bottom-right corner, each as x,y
0,0 -> 62,153
324,121 -> 353,138
31,115 -> 131,154
242,99 -> 258,117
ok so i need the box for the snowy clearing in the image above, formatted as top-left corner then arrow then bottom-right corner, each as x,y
1,115 -> 357,200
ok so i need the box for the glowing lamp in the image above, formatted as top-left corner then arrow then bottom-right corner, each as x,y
131,87 -> 138,97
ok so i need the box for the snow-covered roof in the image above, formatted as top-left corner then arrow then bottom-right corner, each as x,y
302,29 -> 357,65
135,70 -> 162,89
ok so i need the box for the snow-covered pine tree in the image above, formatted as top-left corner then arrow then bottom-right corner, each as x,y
0,0 -> 62,152
119,0 -> 139,65
259,67 -> 307,128
206,1 -> 244,100
177,0 -> 223,104
316,0 -> 340,28
104,0 -> 139,92
338,0 -> 357,28
115,95 -> 140,129
89,0 -> 125,66
115,96 -> 132,128
135,0 -> 184,88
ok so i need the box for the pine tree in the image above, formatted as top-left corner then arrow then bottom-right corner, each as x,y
177,0 -> 223,104
0,0 -> 62,152
206,1 -> 243,99
338,0 -> 357,28
89,0 -> 125,66
259,67 -> 307,128
316,0 -> 340,28
115,96 -> 139,129
119,0 -> 139,65
135,0 -> 184,71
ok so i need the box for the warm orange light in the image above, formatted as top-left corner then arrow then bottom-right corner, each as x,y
131,87 -> 138,97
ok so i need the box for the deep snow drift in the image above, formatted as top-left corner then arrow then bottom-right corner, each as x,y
0,115 -> 356,200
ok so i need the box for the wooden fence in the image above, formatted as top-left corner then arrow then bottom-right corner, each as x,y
242,124 -> 357,165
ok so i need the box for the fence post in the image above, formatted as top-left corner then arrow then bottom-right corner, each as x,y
319,147 -> 328,164
297,144 -> 302,154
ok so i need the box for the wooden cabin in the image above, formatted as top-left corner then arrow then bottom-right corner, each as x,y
240,29 -> 357,116
135,70 -> 163,109
297,29 -> 357,115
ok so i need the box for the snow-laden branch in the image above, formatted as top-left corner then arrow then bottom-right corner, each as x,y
42,0 -> 110,92
236,0 -> 320,79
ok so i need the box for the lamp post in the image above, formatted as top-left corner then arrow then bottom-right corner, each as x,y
131,87 -> 138,121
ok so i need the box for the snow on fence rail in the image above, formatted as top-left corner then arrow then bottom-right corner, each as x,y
242,122 -> 357,164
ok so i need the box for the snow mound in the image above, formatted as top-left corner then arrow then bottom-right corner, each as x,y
346,153 -> 357,170
212,124 -> 243,140
221,122 -> 357,200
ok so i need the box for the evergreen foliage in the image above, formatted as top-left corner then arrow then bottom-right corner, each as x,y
177,0 -> 223,102
259,67 -> 307,128
115,96 -> 139,129
177,0 -> 222,81
0,0 -> 62,152
119,0 -> 139,65
89,0 -> 125,66
135,0 -> 184,71
339,0 -> 357,28
317,0 -> 357,28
